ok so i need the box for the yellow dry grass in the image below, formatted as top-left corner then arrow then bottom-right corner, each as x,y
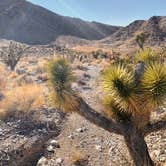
72,45 -> 113,54
70,150 -> 86,164
0,64 -> 8,90
0,83 -> 45,120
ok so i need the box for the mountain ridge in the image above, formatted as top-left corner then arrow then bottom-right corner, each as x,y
0,0 -> 121,44
0,0 -> 165,47
99,16 -> 166,46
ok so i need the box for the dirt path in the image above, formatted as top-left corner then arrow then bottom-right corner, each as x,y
44,63 -> 132,166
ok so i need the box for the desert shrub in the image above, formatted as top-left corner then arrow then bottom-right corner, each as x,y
0,84 -> 45,120
35,59 -> 48,74
91,49 -> 108,59
0,41 -> 30,70
70,151 -> 88,166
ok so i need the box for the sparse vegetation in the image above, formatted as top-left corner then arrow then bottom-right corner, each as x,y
48,50 -> 166,166
0,83 -> 45,120
70,150 -> 88,166
135,32 -> 147,50
91,49 -> 109,59
0,41 -> 30,70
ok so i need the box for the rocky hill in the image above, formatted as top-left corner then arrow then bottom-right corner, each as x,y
0,0 -> 121,45
54,35 -> 90,48
99,16 -> 166,46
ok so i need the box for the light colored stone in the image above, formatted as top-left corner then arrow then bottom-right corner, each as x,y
68,134 -> 74,139
95,145 -> 102,152
76,127 -> 87,133
37,157 -> 48,166
47,145 -> 54,152
151,150 -> 160,158
50,140 -> 60,148
56,158 -> 63,164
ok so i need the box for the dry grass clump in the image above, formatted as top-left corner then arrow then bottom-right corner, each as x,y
29,59 -> 47,74
0,64 -> 8,90
0,83 -> 45,120
70,150 -> 88,166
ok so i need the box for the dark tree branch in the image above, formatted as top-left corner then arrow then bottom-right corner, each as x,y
76,97 -> 126,135
15,46 -> 31,62
0,42 -> 30,70
144,118 -> 166,136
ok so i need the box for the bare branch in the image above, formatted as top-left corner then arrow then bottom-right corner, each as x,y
144,118 -> 166,136
0,42 -> 30,70
76,97 -> 126,135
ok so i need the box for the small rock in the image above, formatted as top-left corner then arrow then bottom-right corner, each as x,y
82,86 -> 92,90
50,140 -> 60,148
42,128 -> 47,133
56,158 -> 63,164
68,134 -> 74,139
47,145 -> 54,152
16,68 -> 26,75
37,73 -> 48,81
83,73 -> 91,78
151,150 -> 160,157
27,71 -> 36,76
78,80 -> 86,86
0,92 -> 4,101
159,156 -> 165,162
37,157 -> 48,166
12,139 -> 17,143
76,127 -> 87,133
35,80 -> 43,84
95,145 -> 102,152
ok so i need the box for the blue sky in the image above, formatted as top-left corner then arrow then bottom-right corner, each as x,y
28,0 -> 166,26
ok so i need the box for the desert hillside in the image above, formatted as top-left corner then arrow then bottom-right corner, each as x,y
0,1 -> 166,166
99,16 -> 166,46
0,0 -> 121,44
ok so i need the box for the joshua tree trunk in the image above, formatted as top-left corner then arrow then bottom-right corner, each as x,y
124,130 -> 154,166
72,96 -> 166,166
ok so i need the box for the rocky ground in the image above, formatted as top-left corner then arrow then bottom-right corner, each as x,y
0,54 -> 165,166
0,108 -> 65,166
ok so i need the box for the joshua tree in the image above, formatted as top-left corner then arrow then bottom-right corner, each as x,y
135,32 -> 147,50
0,41 -> 30,70
47,50 -> 166,166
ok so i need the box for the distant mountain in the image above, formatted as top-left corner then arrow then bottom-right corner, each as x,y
54,35 -> 90,48
0,0 -> 121,45
100,16 -> 166,46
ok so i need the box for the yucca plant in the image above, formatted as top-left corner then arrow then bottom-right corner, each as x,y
135,32 -> 147,50
48,52 -> 166,166
135,48 -> 161,63
47,58 -> 79,112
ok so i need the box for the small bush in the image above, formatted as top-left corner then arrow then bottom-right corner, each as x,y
0,41 -> 30,70
0,84 -> 45,120
70,151 -> 88,166
91,49 -> 109,59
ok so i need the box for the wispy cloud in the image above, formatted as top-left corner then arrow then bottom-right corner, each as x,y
56,0 -> 82,18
